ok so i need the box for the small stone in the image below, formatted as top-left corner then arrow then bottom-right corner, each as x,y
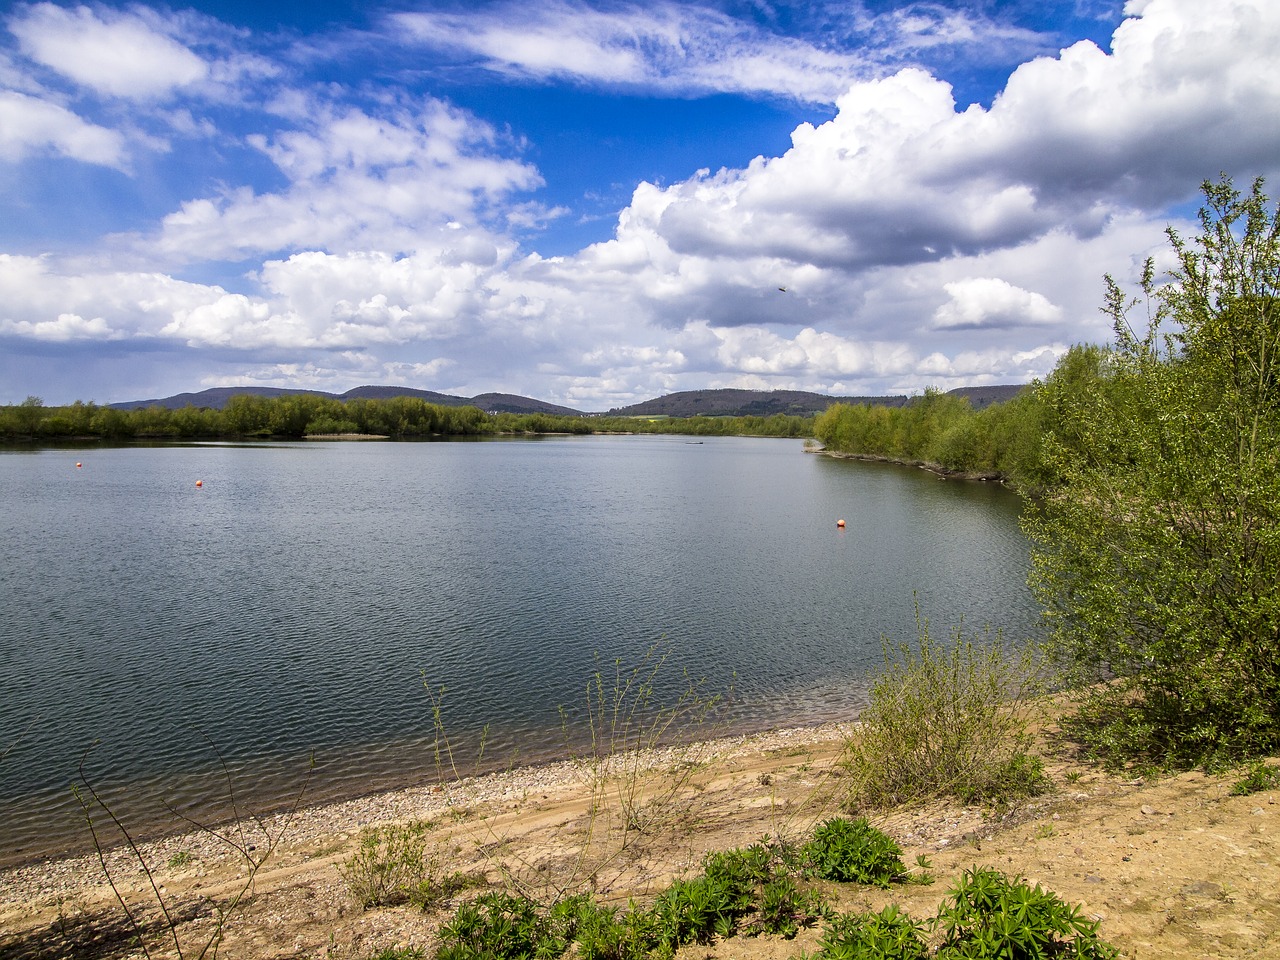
1141,805 -> 1156,816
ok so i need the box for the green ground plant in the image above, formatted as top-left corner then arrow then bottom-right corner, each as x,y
817,905 -> 930,960
1230,760 -> 1280,796
432,838 -> 830,960
934,867 -> 1118,959
436,891 -> 579,960
842,618 -> 1048,810
801,817 -> 908,888
424,823 -> 1113,960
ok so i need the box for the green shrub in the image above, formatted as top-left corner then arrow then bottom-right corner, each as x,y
701,845 -> 774,891
438,892 -> 566,960
652,872 -> 752,948
572,901 -> 658,960
338,821 -> 462,910
753,875 -> 829,938
801,817 -> 906,888
1231,760 -> 1280,796
1028,177 -> 1280,771
844,619 -> 1048,809
935,867 -> 1118,959
817,905 -> 929,960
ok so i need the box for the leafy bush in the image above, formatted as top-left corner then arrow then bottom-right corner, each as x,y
802,817 -> 907,888
1231,760 -> 1280,796
437,892 -> 574,960
652,873 -> 752,948
753,875 -> 829,938
1028,176 -> 1280,770
817,905 -> 929,960
935,868 -> 1118,959
571,900 -> 659,960
843,619 -> 1048,809
428,845 -> 1115,960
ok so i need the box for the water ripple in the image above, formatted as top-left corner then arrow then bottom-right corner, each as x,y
0,437 -> 1038,865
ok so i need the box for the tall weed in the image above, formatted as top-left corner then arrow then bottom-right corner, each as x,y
843,618 -> 1048,809
424,642 -> 727,899
339,820 -> 473,909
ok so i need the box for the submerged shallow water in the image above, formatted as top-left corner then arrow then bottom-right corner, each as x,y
0,436 -> 1038,864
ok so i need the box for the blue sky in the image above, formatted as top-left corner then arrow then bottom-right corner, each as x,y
1,0 -> 1278,411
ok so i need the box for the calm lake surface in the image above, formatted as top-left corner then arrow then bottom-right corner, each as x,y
0,436 -> 1038,864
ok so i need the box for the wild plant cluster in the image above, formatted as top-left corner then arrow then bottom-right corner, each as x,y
345,818 -> 1114,960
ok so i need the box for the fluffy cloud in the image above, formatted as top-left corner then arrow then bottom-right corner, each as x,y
0,88 -> 126,165
931,278 -> 1062,330
10,3 -> 208,99
609,0 -> 1280,287
151,98 -> 541,261
3,0 -> 1279,409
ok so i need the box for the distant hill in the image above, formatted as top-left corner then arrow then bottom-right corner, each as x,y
606,386 -> 1032,417
110,386 -> 322,410
944,384 -> 1027,410
608,388 -> 910,418
112,383 -> 1028,418
111,385 -> 583,417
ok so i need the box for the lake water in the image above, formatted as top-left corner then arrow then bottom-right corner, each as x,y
0,436 -> 1038,865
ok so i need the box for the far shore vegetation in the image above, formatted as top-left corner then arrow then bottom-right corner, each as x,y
0,393 -> 814,443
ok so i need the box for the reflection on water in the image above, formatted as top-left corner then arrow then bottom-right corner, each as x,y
0,436 -> 1037,864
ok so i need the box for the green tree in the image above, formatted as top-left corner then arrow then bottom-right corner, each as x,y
222,394 -> 272,436
14,395 -> 45,435
1026,175 -> 1280,768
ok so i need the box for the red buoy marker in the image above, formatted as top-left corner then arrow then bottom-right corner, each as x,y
195,480 -> 203,488
836,518 -> 846,528
76,462 -> 82,468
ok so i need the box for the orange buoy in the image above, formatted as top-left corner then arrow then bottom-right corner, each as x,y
837,518 -> 846,528
75,462 -> 82,468
195,480 -> 203,488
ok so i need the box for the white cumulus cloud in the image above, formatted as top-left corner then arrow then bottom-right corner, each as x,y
0,88 -> 126,165
151,98 -> 541,261
10,3 -> 208,100
932,278 -> 1062,330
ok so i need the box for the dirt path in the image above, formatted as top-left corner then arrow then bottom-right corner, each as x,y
1,724 -> 1277,959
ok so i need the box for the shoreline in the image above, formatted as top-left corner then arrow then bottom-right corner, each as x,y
807,445 -> 1008,483
3,716 -> 1278,960
0,720 -> 852,898
0,699 -> 866,872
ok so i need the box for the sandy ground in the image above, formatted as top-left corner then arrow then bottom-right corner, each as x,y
1,722 -> 1277,960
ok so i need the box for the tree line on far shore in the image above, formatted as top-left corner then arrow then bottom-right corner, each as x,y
0,392 -> 813,442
